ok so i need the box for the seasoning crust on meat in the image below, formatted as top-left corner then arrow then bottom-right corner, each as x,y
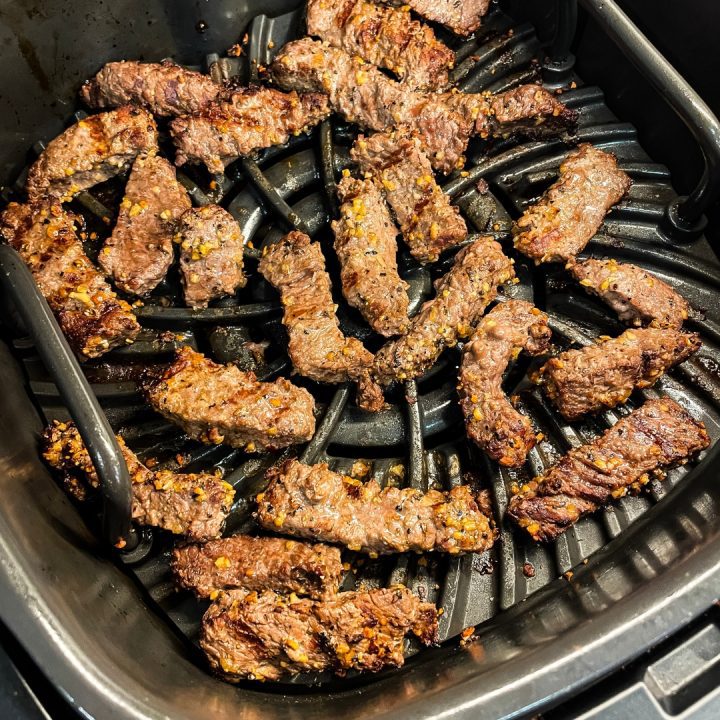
144,346 -> 316,451
307,0 -> 454,90
506,398 -> 710,541
201,586 -> 438,681
513,144 -> 631,263
170,86 -> 330,174
374,236 -> 515,385
172,535 -> 343,600
459,300 -> 551,467
351,131 -> 467,264
176,205 -> 246,308
81,60 -> 222,117
0,202 -> 139,359
257,458 -> 496,555
270,38 -> 472,173
540,327 -> 701,420
259,230 -> 384,411
99,154 -> 191,296
42,420 -> 235,541
390,0 -> 490,36
570,258 -> 690,329
333,174 -> 410,336
26,106 -> 158,202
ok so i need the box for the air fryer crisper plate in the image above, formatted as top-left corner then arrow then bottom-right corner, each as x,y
1,0 -> 720,712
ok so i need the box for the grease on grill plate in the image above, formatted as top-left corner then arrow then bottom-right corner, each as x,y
8,0 -> 719,691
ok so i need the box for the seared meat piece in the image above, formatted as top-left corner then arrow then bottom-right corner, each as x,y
81,60 -> 222,117
171,535 -> 343,600
388,0 -> 490,36
26,106 -> 158,202
459,301 -> 551,467
99,154 -> 191,296
306,0 -> 454,91
258,231 -> 383,411
270,38 -> 472,173
332,174 -> 409,336
170,86 -> 330,174
374,236 -> 515,385
42,421 -> 234,541
570,258 -> 689,330
257,458 -> 496,555
201,585 -> 438,681
144,346 -> 316,452
513,144 -> 631,263
0,202 -> 139,359
176,205 -> 246,308
540,328 -> 701,420
443,84 -> 578,138
351,131 -> 467,263
506,398 -> 710,541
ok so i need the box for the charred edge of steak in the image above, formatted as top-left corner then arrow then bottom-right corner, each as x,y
506,397 -> 710,541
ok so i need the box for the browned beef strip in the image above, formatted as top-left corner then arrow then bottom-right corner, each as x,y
171,535 -> 343,600
513,144 -> 632,263
176,205 -> 246,308
506,398 -> 710,541
144,346 -> 316,451
26,106 -> 158,202
0,202 -> 139,359
540,328 -> 701,421
257,458 -> 496,555
570,258 -> 690,330
270,38 -> 472,173
443,84 -> 578,138
373,236 -> 515,385
99,154 -> 191,296
81,60 -> 222,117
351,131 -> 467,263
307,0 -> 454,90
258,230 -> 384,411
42,420 -> 235,541
459,300 -> 551,467
169,86 -> 330,174
333,175 -> 409,336
387,0 -> 490,36
201,585 -> 438,681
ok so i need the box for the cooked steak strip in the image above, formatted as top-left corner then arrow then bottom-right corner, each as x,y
443,84 -> 578,138
373,236 -> 515,385
540,328 -> 701,421
144,346 -> 316,451
26,106 -> 158,202
351,131 -> 467,263
201,585 -> 438,681
176,205 -> 246,308
459,300 -> 551,467
333,174 -> 409,336
42,421 -> 235,541
388,0 -> 490,36
506,398 -> 710,541
171,535 -> 343,600
270,38 -> 472,173
0,202 -> 139,359
99,154 -> 191,296
306,0 -> 454,91
170,86 -> 330,174
570,258 -> 690,330
258,230 -> 384,411
81,60 -> 222,117
513,144 -> 631,263
257,458 -> 496,555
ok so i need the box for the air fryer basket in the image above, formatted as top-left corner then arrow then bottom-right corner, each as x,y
1,0 -> 720,717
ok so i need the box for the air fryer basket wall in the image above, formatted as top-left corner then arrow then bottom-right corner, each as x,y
1,1 -> 720,718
